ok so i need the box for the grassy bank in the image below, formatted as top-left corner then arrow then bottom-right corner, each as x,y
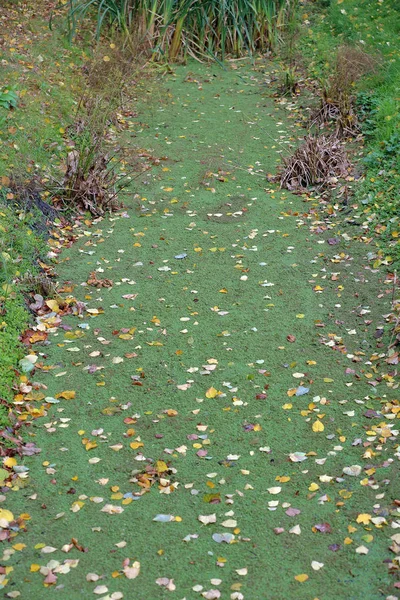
300,0 -> 400,264
0,1 -> 83,428
0,201 -> 46,424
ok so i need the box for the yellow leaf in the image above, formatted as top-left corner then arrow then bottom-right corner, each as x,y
0,509 -> 14,523
156,461 -> 169,473
339,490 -> 352,499
323,378 -> 334,383
111,493 -> 123,500
45,299 -> 60,313
294,574 -> 309,582
3,457 -> 17,468
130,441 -> 144,450
276,476 -> 290,483
166,409 -> 178,416
309,482 -> 319,491
12,543 -> 25,551
206,387 -> 218,399
56,390 -> 76,400
30,564 -> 41,572
312,420 -> 324,432
356,513 -> 371,525
85,441 -> 97,451
348,525 -> 357,533
71,501 -> 85,512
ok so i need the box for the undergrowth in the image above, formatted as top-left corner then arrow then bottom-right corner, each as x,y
0,2 -> 130,432
0,194 -> 46,425
300,0 -> 400,265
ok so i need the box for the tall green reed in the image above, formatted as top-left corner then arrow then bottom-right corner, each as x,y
66,0 -> 295,60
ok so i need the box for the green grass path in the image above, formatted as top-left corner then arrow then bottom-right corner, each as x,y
4,62 -> 399,600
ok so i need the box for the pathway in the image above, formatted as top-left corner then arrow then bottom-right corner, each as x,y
4,61 -> 398,600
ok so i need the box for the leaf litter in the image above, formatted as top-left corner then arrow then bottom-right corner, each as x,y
1,58 -> 399,600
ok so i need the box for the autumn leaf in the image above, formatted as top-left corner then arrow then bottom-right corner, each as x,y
294,574 -> 309,582
312,420 -> 324,432
130,441 -> 144,450
56,390 -> 76,400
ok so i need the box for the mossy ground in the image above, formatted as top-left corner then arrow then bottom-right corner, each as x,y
2,61 -> 399,600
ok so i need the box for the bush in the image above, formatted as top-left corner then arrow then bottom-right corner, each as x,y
312,45 -> 377,136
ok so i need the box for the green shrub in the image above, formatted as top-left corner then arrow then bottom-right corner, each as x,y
0,86 -> 18,111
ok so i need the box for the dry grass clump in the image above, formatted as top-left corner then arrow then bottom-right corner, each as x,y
50,41 -> 141,216
19,271 -> 58,298
277,134 -> 350,191
59,146 -> 121,216
312,45 -> 377,136
81,38 -> 142,119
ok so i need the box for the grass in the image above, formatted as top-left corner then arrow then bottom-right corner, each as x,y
0,0 -> 84,430
0,196 -> 46,422
298,0 -> 400,265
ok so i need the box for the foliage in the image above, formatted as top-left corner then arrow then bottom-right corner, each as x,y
299,0 -> 400,265
278,65 -> 298,96
312,45 -> 377,137
0,86 -> 18,111
66,0 -> 294,59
